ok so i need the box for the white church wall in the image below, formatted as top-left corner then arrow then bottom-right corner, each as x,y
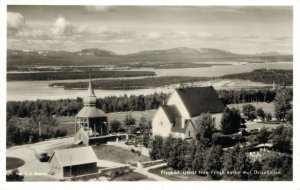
152,107 -> 172,137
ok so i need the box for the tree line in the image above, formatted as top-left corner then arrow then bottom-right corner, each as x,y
7,89 -> 288,119
7,70 -> 156,81
49,76 -> 210,90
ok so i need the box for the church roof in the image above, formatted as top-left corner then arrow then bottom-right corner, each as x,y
161,105 -> 181,122
76,106 -> 106,118
175,86 -> 225,117
49,146 -> 98,167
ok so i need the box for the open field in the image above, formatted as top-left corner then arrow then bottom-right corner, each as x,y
92,145 -> 150,165
6,157 -> 25,170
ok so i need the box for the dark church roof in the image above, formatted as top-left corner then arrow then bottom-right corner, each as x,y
175,86 -> 225,117
161,105 -> 181,122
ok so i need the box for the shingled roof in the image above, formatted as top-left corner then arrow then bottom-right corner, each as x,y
76,107 -> 106,118
175,86 -> 225,117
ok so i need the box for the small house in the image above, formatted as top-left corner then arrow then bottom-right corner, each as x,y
48,146 -> 98,178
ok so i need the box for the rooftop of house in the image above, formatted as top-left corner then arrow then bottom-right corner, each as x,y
49,146 -> 98,167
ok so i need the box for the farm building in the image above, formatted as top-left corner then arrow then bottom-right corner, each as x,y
73,77 -> 109,145
48,146 -> 98,178
152,86 -> 225,139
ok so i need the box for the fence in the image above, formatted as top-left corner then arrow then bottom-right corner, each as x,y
137,160 -> 165,168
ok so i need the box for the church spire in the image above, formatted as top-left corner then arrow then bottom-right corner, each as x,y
83,75 -> 97,106
88,75 -> 95,96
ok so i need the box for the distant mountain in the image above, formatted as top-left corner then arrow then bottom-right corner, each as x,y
128,47 -> 238,60
7,47 -> 293,68
255,51 -> 282,56
75,48 -> 116,56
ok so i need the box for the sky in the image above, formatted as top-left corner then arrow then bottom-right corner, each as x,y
7,6 -> 293,54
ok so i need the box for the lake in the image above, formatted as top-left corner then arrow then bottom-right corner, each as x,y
7,62 -> 292,101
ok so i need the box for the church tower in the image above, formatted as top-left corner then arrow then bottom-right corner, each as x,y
74,77 -> 108,145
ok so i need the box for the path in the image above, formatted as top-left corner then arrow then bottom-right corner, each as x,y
134,163 -> 169,181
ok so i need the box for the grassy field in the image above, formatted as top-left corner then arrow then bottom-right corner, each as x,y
6,157 -> 25,170
228,102 -> 278,130
112,171 -> 153,181
148,166 -> 209,181
92,145 -> 150,164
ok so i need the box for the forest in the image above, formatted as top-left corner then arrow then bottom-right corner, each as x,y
49,76 -> 210,89
7,70 -> 156,81
221,69 -> 293,85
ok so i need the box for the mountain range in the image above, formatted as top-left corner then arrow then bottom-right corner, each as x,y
7,47 -> 293,68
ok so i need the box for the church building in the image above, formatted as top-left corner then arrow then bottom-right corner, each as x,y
73,77 -> 108,145
152,86 -> 225,139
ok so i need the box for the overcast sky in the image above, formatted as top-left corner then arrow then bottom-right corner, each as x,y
7,6 -> 292,54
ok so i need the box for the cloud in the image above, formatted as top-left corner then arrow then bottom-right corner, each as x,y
85,6 -> 112,13
51,17 -> 74,36
272,36 -> 291,41
7,12 -> 26,35
144,32 -> 162,40
169,31 -> 189,39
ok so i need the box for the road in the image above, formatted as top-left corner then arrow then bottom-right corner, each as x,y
134,163 -> 169,181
